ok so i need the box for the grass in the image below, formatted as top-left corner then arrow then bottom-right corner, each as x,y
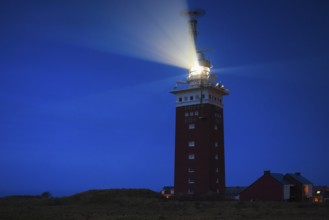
0,189 -> 328,220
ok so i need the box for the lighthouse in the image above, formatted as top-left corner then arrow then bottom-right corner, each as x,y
171,10 -> 229,196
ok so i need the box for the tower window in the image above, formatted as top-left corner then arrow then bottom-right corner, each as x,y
188,123 -> 195,129
188,154 -> 195,160
188,178 -> 195,184
188,141 -> 195,147
188,168 -> 196,173
178,97 -> 182,102
190,96 -> 194,101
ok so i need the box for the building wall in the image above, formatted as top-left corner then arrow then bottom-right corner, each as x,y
284,175 -> 312,201
240,175 -> 284,201
174,101 -> 225,195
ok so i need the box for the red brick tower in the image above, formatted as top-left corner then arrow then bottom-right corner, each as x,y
171,10 -> 229,196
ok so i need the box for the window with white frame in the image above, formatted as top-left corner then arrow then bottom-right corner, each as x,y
188,141 -> 195,147
188,153 -> 195,160
188,168 -> 196,173
188,178 -> 195,184
188,123 -> 195,129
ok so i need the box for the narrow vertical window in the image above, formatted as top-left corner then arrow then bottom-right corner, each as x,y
188,141 -> 195,147
214,142 -> 218,148
215,154 -> 219,160
216,168 -> 219,173
188,168 -> 196,173
214,124 -> 218,130
188,154 -> 195,160
178,97 -> 182,102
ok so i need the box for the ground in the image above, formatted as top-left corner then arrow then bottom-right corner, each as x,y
0,189 -> 328,220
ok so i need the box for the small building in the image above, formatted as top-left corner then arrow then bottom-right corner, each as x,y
160,186 -> 174,199
240,170 -> 313,201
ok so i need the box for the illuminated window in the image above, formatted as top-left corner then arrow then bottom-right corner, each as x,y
214,142 -> 218,147
188,154 -> 195,160
188,141 -> 195,147
188,168 -> 196,173
189,123 -> 195,129
188,178 -> 195,184
317,190 -> 321,195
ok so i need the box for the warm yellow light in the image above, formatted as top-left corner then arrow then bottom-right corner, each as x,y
317,190 -> 321,194
190,65 -> 210,76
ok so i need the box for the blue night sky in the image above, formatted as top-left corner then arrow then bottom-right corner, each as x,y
1,0 -> 329,196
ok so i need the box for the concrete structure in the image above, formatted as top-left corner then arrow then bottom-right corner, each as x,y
240,170 -> 313,201
171,11 -> 229,196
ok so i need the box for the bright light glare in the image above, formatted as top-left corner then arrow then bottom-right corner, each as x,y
39,0 -> 198,70
190,65 -> 210,76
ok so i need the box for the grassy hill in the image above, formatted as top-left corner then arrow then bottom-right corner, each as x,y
0,189 -> 328,219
